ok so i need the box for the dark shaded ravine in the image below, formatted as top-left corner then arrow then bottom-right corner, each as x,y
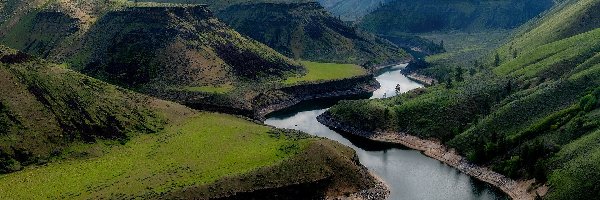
265,64 -> 508,200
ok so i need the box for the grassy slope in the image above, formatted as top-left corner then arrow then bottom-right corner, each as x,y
0,113 -> 306,199
284,61 -> 365,84
0,45 -> 168,173
494,0 -> 600,62
327,1 -> 600,199
0,46 -> 376,198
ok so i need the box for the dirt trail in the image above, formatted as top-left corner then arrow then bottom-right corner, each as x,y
370,132 -> 547,200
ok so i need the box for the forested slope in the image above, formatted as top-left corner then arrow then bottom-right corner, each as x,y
326,0 -> 600,199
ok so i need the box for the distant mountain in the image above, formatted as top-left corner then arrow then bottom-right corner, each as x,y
217,2 -> 409,67
318,0 -> 390,21
360,0 -> 555,34
142,1 -> 409,66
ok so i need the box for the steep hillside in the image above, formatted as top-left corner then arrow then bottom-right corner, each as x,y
494,0 -> 600,62
324,0 -> 600,199
318,0 -> 390,21
0,46 -> 380,199
360,0 -> 554,34
0,45 -> 174,174
1,3 -> 303,88
218,2 -> 409,67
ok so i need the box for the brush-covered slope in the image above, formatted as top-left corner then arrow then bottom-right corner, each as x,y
326,0 -> 600,199
0,45 -> 171,174
0,46 -> 379,199
218,2 -> 409,67
360,0 -> 554,34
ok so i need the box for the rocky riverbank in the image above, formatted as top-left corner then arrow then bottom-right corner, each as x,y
405,73 -> 437,86
317,112 -> 547,200
326,172 -> 390,200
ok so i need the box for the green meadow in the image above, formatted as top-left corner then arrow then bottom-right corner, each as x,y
0,112 -> 308,199
284,61 -> 366,84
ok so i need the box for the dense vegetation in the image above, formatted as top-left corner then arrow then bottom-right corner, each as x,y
360,0 -> 554,34
327,0 -> 600,199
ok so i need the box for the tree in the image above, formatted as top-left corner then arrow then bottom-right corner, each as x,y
440,40 -> 445,49
395,84 -> 402,95
469,68 -> 477,76
445,78 -> 453,89
455,67 -> 464,82
494,53 -> 501,67
580,94 -> 598,111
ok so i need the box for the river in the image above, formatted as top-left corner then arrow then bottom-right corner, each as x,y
265,64 -> 508,200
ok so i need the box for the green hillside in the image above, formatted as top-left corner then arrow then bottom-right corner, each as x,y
494,0 -> 600,62
326,0 -> 600,199
0,45 -> 167,174
217,2 -> 409,67
0,46 -> 378,199
360,0 -> 554,34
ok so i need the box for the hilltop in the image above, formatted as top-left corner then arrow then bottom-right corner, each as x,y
324,0 -> 600,199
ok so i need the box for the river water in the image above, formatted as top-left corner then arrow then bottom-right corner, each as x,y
265,64 -> 508,200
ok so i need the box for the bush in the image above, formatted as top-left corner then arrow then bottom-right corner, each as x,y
580,94 -> 598,111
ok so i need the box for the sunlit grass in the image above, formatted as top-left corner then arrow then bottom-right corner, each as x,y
284,61 -> 366,84
0,112 -> 307,199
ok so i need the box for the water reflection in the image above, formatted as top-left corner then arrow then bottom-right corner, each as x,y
265,64 -> 507,200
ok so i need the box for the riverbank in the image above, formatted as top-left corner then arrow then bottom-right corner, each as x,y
405,72 -> 437,86
317,112 -> 547,200
255,74 -> 380,120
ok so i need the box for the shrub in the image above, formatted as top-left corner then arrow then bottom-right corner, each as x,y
579,94 -> 598,111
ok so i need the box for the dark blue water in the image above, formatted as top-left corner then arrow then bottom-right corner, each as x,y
265,64 -> 508,200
